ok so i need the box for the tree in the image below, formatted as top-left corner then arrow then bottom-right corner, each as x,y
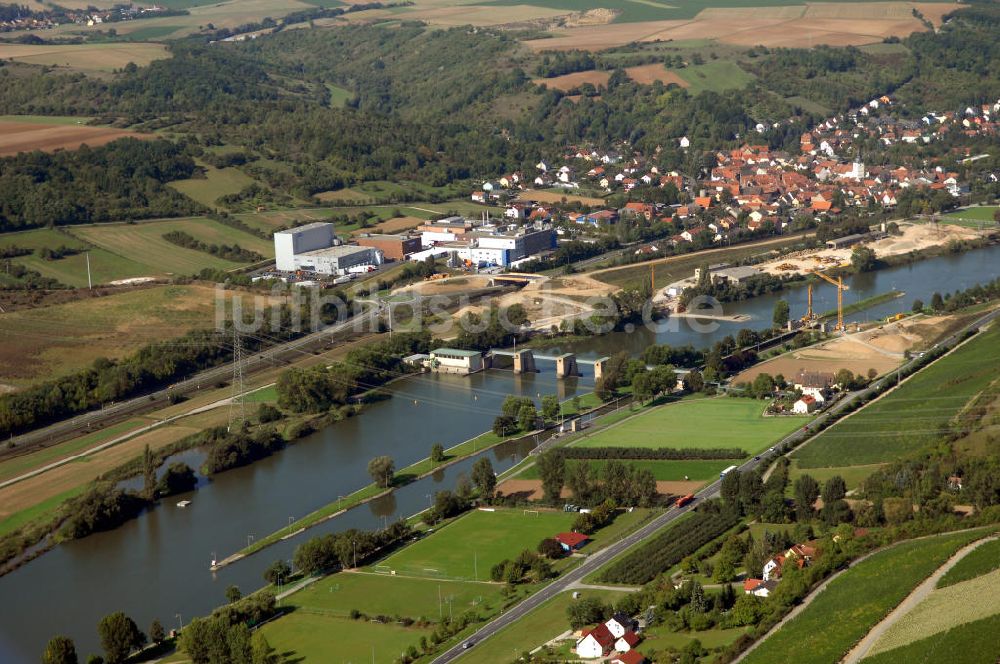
156,462 -> 197,497
931,292 -> 944,311
250,633 -> 279,664
471,457 -> 496,500
148,620 -> 165,646
912,298 -> 923,313
772,300 -> 790,328
517,401 -> 538,431
142,444 -> 156,501
97,612 -> 145,664
367,455 -> 395,488
721,470 -> 741,507
594,376 -> 616,402
537,537 -> 565,559
225,585 -> 242,603
492,414 -> 516,437
851,246 -> 877,272
537,451 -> 565,503
264,559 -> 291,585
566,461 -> 594,503
430,443 -> 445,463
566,597 -> 608,629
541,395 -> 561,422
729,594 -> 764,626
257,403 -> 282,423
794,475 -> 819,519
689,579 -> 708,613
822,476 -> 847,503
43,636 -> 78,664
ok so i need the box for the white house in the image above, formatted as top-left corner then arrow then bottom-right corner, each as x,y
793,395 -> 818,414
615,631 -> 642,652
604,613 -> 636,639
743,578 -> 776,598
575,624 -> 615,659
679,136 -> 690,148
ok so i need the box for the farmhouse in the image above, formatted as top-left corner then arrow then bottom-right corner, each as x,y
743,578 -> 777,598
611,652 -> 647,664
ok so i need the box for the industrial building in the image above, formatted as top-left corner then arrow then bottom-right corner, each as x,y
428,348 -> 484,375
413,222 -> 556,268
273,222 -> 383,275
693,265 -> 761,284
355,234 -> 421,261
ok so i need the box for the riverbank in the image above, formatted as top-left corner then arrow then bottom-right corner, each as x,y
218,392 -> 606,566
819,289 -> 904,320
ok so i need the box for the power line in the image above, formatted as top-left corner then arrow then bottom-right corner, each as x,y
228,327 -> 247,433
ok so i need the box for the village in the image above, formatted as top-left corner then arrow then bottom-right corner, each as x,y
470,95 -> 1000,254
0,3 -> 174,33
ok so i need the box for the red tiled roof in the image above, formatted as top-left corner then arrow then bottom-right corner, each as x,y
744,578 -> 763,592
582,623 -> 616,648
556,532 -> 590,548
612,650 -> 646,664
618,631 -> 641,647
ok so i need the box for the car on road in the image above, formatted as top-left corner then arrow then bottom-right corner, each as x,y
754,455 -> 761,460
462,641 -> 475,650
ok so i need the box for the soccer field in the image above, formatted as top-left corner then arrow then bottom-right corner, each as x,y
289,571 -> 505,620
379,509 -> 576,580
577,398 -> 801,454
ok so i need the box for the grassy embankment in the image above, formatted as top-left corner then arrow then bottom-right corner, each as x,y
818,290 -> 903,320
789,322 -> 1000,485
234,392 -> 605,560
741,529 -> 991,664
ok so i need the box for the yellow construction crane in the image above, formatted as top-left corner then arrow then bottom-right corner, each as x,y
808,269 -> 850,331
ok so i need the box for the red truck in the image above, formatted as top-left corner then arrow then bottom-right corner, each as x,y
675,494 -> 695,508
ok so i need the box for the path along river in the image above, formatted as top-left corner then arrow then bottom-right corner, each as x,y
0,244 -> 997,660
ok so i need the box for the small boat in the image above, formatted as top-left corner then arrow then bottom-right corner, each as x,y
176,500 -> 192,508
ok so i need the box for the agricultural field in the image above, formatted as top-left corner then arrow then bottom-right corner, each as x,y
867,566 -> 1000,656
576,398 -> 800,454
69,216 -> 275,276
287,571 -> 505,620
640,625 -> 748,652
168,166 -> 259,208
791,324 -> 1000,469
741,529 -> 987,664
515,0 -> 953,51
0,42 -> 168,72
517,189 -> 606,207
532,70 -> 610,91
379,508 -> 576,580
0,227 -> 148,287
0,284 -> 222,389
0,119 -> 147,157
861,613 -> 1000,664
518,458 -> 741,481
937,537 -> 1000,588
452,590 -> 629,664
258,610 -> 433,664
787,460 -> 886,493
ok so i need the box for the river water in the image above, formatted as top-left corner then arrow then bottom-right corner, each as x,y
0,244 -> 997,660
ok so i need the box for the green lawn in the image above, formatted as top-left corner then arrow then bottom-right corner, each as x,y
673,60 -> 754,94
169,166 -> 258,208
742,529 -> 989,664
0,114 -> 93,125
452,590 -> 628,664
641,625 -> 747,652
861,613 -> 1000,664
937,537 -> 1000,588
328,84 -> 353,107
787,460 -> 886,493
941,206 -> 999,227
0,485 -> 87,537
379,509 -> 576,580
288,571 -> 505,620
792,325 -> 1000,468
258,611 -> 432,664
0,227 -> 151,287
70,216 -> 274,277
518,458 -> 741,481
576,398 -> 799,454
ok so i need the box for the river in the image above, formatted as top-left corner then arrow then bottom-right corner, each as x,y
0,244 -> 997,660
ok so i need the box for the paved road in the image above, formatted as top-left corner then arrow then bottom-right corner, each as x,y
432,305 -> 1000,663
5,306 -> 379,454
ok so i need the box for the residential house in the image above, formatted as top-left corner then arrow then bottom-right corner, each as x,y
615,631 -> 642,652
793,395 -> 818,414
611,651 -> 646,664
743,578 -> 777,598
576,624 -> 616,658
605,613 -> 638,639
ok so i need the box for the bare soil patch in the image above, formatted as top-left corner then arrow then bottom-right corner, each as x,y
495,478 -> 701,502
0,122 -> 148,156
533,69 -> 610,91
624,63 -> 689,86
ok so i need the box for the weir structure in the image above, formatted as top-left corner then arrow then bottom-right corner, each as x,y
487,349 -> 609,380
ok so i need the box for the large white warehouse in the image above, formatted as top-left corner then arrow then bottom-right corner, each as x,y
274,222 -> 383,275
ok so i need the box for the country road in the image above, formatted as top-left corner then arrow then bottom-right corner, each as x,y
431,305 -> 1000,663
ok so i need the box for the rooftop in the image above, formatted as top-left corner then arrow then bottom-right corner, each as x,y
275,221 -> 333,235
431,348 -> 482,357
299,244 -> 374,258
